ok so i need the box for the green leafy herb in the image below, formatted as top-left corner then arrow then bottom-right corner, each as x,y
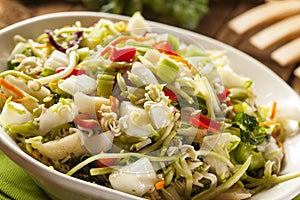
7,60 -> 19,70
232,112 -> 269,145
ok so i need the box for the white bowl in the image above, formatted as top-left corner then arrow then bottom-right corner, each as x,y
0,11 -> 300,200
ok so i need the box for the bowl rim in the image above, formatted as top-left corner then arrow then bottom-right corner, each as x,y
0,11 -> 300,200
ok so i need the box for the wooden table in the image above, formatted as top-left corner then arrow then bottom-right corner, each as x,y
1,0 -> 300,94
196,0 -> 300,95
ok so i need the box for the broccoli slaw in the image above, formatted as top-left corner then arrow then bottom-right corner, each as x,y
0,12 -> 300,200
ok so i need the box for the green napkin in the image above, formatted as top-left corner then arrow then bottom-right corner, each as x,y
295,194 -> 300,200
0,150 -> 50,200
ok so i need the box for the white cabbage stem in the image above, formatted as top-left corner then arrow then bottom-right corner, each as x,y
43,50 -> 69,70
58,74 -> 97,96
126,11 -> 150,35
0,100 -> 32,126
119,101 -> 151,137
38,100 -> 78,136
74,92 -> 110,116
77,129 -> 114,155
28,80 -> 41,91
37,50 -> 77,85
109,158 -> 157,197
35,130 -> 88,160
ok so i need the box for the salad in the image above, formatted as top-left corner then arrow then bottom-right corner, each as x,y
1,12 -> 300,200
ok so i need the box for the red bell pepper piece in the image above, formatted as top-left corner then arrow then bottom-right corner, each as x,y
189,113 -> 221,133
95,158 -> 117,167
74,113 -> 100,129
110,47 -> 136,62
152,41 -> 178,56
163,88 -> 179,101
56,67 -> 86,79
217,88 -> 230,102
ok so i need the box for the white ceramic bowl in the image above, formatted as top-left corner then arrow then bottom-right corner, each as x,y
1,11 -> 300,200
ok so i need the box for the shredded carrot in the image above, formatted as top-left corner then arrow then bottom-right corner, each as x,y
155,180 -> 165,190
277,140 -> 283,149
0,93 -> 8,99
272,135 -> 283,149
259,121 -> 278,127
0,78 -> 24,97
259,101 -> 278,126
272,130 -> 279,139
271,129 -> 284,149
269,101 -> 277,120
109,96 -> 118,112
0,90 -> 30,103
32,152 -> 40,160
12,96 -> 31,103
167,54 -> 191,69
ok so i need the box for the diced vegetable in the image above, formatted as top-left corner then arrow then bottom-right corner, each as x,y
109,158 -> 157,196
148,103 -> 173,129
31,130 -> 88,160
5,121 -> 38,137
43,50 -> 69,71
232,112 -> 269,145
78,130 -> 114,155
167,34 -> 180,52
152,41 -> 178,56
233,142 -> 265,171
119,101 -> 151,137
189,113 -> 222,133
128,62 -> 158,86
126,11 -> 150,35
38,99 -> 78,136
55,67 -> 86,79
143,49 -> 161,64
82,18 -> 120,49
155,180 -> 165,190
163,88 -> 179,101
156,57 -> 179,83
96,73 -> 115,98
95,157 -> 117,167
218,65 -> 252,89
217,88 -> 230,102
110,47 -> 136,63
0,100 -> 31,127
37,51 -> 77,85
58,74 -> 97,96
74,92 -> 110,116
74,113 -> 100,129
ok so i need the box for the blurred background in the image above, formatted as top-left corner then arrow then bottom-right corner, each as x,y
1,0 -> 300,95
